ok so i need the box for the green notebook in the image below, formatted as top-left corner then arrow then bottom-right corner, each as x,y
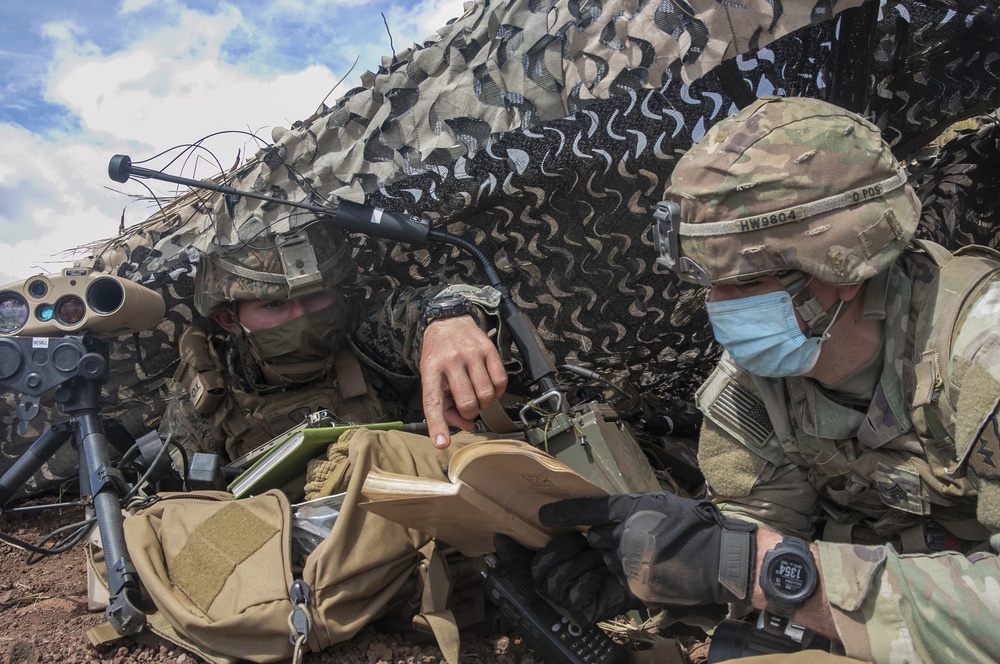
229,421 -> 405,497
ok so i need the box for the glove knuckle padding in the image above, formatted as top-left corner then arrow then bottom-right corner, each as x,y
620,511 -> 666,603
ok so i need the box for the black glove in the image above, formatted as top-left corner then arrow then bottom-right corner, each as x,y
537,492 -> 757,608
528,531 -> 640,626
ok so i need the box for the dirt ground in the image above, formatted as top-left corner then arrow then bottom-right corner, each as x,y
0,495 -> 708,664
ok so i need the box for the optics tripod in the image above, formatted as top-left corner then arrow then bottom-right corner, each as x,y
0,334 -> 146,635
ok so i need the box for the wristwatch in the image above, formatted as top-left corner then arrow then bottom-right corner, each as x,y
421,295 -> 474,328
758,536 -> 817,619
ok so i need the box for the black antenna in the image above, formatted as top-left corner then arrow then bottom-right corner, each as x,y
109,153 -> 562,398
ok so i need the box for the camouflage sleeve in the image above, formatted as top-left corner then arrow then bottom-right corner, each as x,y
817,537 -> 1000,662
157,383 -> 227,458
816,278 -> 1000,662
950,278 -> 1000,532
350,283 -> 502,376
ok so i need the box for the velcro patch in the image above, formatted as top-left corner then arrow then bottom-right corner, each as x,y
169,502 -> 280,613
875,462 -> 929,516
969,415 -> 1000,481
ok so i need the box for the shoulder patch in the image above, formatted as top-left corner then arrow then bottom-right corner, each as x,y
708,380 -> 774,449
696,362 -> 782,466
969,414 -> 1000,481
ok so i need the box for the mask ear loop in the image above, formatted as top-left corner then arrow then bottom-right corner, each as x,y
230,307 -> 255,337
777,272 -> 821,335
815,299 -> 846,343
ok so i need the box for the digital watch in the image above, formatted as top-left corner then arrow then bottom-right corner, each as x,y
420,295 -> 474,329
758,536 -> 817,620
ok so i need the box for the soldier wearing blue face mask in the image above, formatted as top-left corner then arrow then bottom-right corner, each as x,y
526,97 -> 1000,663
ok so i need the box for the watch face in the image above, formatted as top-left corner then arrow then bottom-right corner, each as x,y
765,553 -> 813,599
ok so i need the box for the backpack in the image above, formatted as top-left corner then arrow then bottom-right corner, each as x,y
107,428 -> 486,663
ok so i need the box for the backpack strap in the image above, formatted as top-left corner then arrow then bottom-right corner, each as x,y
412,540 -> 461,664
477,399 -> 521,434
909,240 -> 1000,441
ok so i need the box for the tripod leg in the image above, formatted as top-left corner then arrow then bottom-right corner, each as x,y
0,423 -> 74,507
77,413 -> 146,635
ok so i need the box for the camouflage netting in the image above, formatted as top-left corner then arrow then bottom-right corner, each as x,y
4,0 -> 1000,496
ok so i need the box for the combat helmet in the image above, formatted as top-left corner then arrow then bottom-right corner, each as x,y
194,222 -> 356,318
654,96 -> 920,290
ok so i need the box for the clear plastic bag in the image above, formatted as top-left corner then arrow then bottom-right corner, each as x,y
291,492 -> 346,561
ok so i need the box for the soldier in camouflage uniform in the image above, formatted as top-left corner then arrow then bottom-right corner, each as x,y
159,222 -> 506,462
526,97 -> 1000,662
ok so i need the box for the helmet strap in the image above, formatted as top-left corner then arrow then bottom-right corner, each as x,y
777,271 -> 841,337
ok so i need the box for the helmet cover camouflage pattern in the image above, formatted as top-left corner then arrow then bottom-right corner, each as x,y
194,223 -> 356,317
664,96 -> 921,285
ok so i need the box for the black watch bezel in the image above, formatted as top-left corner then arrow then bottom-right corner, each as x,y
758,536 -> 817,618
421,295 -> 473,328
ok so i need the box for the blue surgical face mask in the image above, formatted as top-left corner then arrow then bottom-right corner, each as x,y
705,290 -> 843,378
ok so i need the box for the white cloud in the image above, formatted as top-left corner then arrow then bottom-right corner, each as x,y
412,0 -> 473,39
0,4 -> 340,284
120,0 -> 158,13
0,0 -> 469,286
0,124 -> 122,285
44,4 -> 338,149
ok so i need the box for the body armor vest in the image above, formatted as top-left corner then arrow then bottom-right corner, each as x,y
173,324 -> 402,461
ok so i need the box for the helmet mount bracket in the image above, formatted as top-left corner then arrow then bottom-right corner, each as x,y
277,229 -> 324,300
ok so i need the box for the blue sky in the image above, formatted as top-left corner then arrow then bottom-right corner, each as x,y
0,0 -> 465,284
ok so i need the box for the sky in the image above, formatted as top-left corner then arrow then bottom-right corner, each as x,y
0,0 -> 467,285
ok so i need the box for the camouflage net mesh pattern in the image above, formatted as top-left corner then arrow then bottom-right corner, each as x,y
4,0 -> 1000,495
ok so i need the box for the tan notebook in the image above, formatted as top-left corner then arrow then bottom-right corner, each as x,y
360,439 -> 607,556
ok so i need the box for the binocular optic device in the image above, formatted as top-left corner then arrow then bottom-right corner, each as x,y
0,268 -> 165,339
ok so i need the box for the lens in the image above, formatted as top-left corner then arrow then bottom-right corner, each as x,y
55,296 -> 86,326
0,292 -> 29,334
37,303 -> 54,322
26,279 -> 49,299
87,277 -> 125,315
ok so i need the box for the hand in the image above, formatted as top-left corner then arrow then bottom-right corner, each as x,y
538,492 -> 757,608
529,532 -> 640,626
419,315 -> 507,448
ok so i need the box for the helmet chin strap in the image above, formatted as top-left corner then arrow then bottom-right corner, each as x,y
776,271 -> 844,337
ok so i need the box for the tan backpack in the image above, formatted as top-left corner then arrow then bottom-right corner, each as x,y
116,428 -> 485,663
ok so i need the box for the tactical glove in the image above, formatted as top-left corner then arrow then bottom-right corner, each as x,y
537,492 -> 756,609
528,531 -> 640,625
